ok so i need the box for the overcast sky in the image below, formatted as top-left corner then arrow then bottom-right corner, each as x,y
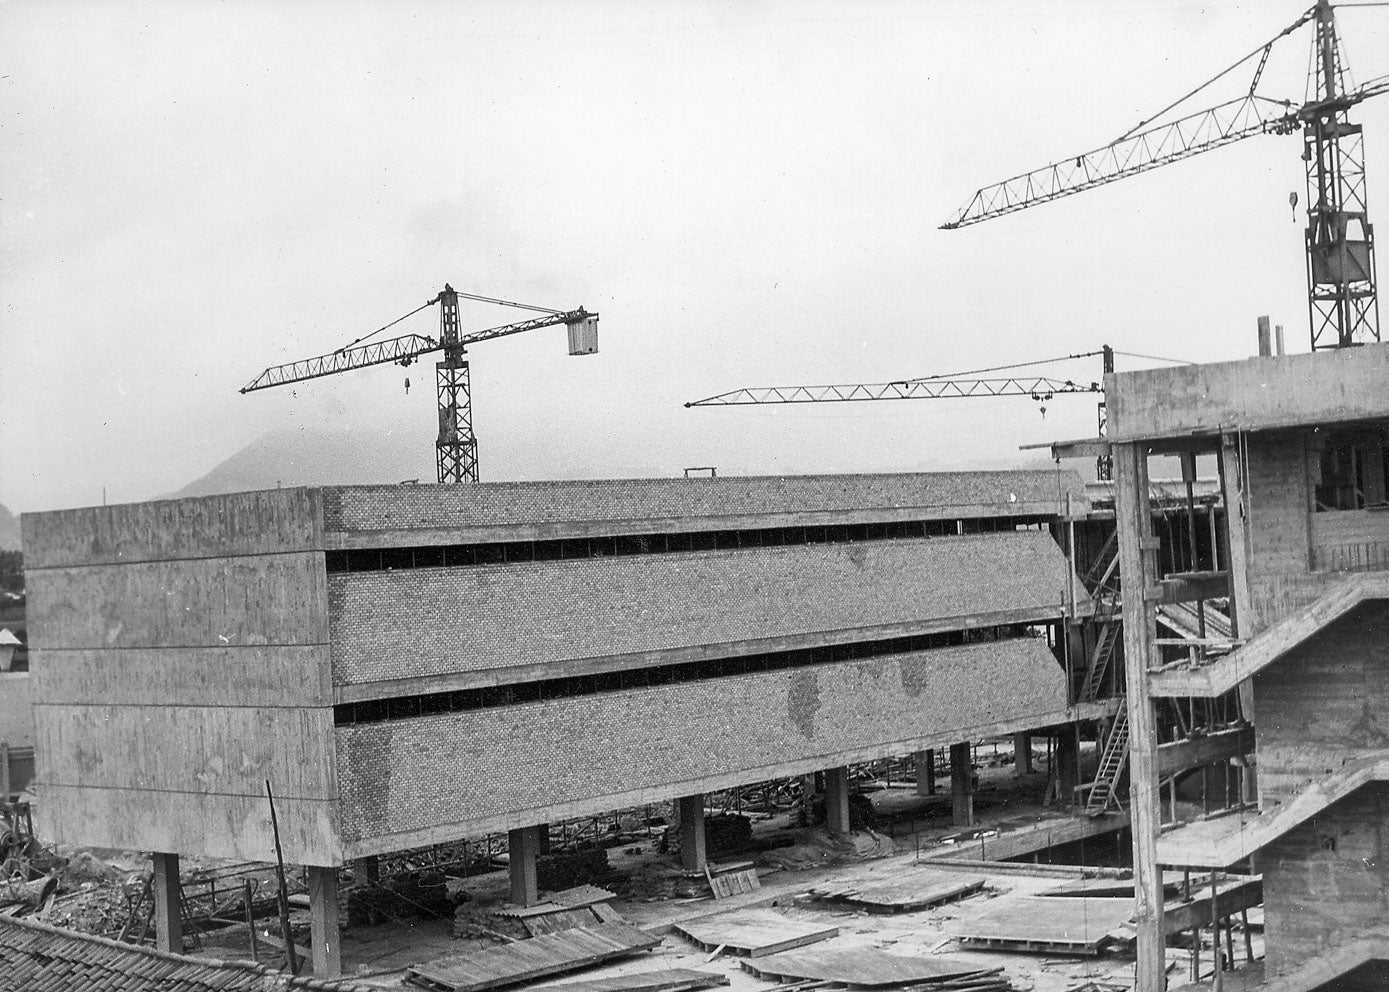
3,0 -> 1387,512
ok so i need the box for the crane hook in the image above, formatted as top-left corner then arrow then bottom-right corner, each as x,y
404,377 -> 411,395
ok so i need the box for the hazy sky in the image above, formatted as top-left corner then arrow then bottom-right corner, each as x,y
3,0 -> 1387,511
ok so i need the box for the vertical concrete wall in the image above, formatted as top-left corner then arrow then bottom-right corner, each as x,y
0,673 -> 32,747
1253,603 -> 1389,807
22,491 -> 341,865
1261,784 -> 1389,980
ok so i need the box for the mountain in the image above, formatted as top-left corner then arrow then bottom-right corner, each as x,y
0,503 -> 20,551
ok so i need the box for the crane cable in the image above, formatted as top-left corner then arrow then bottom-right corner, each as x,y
1115,5 -> 1316,143
334,298 -> 439,354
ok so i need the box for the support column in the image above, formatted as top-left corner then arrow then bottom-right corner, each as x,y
152,852 -> 182,953
950,742 -> 974,827
676,794 -> 707,871
1013,733 -> 1033,776
1115,441 -> 1166,990
508,825 -> 541,906
1055,729 -> 1080,803
824,766 -> 851,835
307,866 -> 341,978
913,749 -> 936,796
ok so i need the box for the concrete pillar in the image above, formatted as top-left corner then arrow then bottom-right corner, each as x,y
151,852 -> 182,953
1055,729 -> 1080,805
913,749 -> 936,796
950,742 -> 974,826
508,825 -> 541,906
1013,733 -> 1033,776
675,794 -> 707,871
537,823 -> 552,855
353,855 -> 380,885
824,766 -> 851,835
307,866 -> 341,978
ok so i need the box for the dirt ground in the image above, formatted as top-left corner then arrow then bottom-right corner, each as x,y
30,751 -> 1264,991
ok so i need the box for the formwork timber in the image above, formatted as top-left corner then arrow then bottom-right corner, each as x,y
405,924 -> 662,992
950,896 -> 1134,955
738,945 -> 992,986
671,909 -> 840,958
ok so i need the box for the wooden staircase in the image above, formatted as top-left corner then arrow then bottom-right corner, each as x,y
1084,705 -> 1130,815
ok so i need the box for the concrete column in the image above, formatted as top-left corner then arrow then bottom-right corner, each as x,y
1013,733 -> 1033,776
307,866 -> 341,978
151,852 -> 182,953
1055,729 -> 1080,805
913,749 -> 936,796
824,766 -> 851,835
508,825 -> 541,906
537,823 -> 552,855
950,742 -> 974,826
675,794 -> 707,871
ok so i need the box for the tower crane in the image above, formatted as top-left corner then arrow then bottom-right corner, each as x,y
687,347 -> 1119,479
241,284 -> 598,484
942,0 -> 1389,351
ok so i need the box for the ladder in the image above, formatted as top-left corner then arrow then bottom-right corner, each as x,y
1084,705 -> 1130,815
1079,621 -> 1121,703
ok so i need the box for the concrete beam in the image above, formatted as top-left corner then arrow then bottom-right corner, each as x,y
151,852 -> 181,954
824,766 -> 851,835
676,794 -> 707,871
307,865 -> 341,978
1162,875 -> 1263,936
950,742 -> 974,827
508,825 -> 541,906
1156,726 -> 1256,780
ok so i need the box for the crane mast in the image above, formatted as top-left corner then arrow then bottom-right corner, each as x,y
1305,1 -> 1378,348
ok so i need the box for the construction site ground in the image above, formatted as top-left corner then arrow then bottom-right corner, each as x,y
26,751 -> 1264,992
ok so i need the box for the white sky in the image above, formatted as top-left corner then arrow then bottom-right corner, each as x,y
3,0 -> 1387,511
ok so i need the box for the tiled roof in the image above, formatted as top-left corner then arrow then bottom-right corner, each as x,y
0,913 -> 371,992
322,470 -> 1087,535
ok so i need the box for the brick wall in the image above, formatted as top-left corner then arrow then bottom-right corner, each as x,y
323,472 -> 1086,537
335,636 -> 1069,854
329,532 -> 1074,689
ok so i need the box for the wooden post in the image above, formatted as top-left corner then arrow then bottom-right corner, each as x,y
508,825 -> 541,906
307,866 -> 341,978
1013,733 -> 1033,776
824,766 -> 851,835
1114,442 -> 1166,990
1055,729 -> 1080,804
914,749 -> 936,796
243,879 -> 259,964
676,794 -> 707,870
151,852 -> 182,954
950,742 -> 974,827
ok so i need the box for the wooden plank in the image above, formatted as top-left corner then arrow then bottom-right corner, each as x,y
950,896 -> 1133,955
740,945 -> 982,985
672,910 -> 839,958
809,870 -> 985,913
524,909 -> 601,937
534,969 -> 728,992
709,869 -> 759,900
408,924 -> 661,992
548,885 -> 618,909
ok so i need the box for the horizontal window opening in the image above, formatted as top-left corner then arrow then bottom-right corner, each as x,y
334,624 -> 1054,726
326,516 -> 1052,574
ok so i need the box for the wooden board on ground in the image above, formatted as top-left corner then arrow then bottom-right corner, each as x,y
672,909 -> 839,958
740,945 -> 986,986
534,968 -> 729,992
523,908 -> 603,937
406,923 -> 662,992
950,896 -> 1133,956
548,885 -> 619,909
809,870 -> 985,913
707,868 -> 760,899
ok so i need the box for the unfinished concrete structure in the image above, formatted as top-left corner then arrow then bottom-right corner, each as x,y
23,470 -> 1113,976
1103,342 -> 1389,990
